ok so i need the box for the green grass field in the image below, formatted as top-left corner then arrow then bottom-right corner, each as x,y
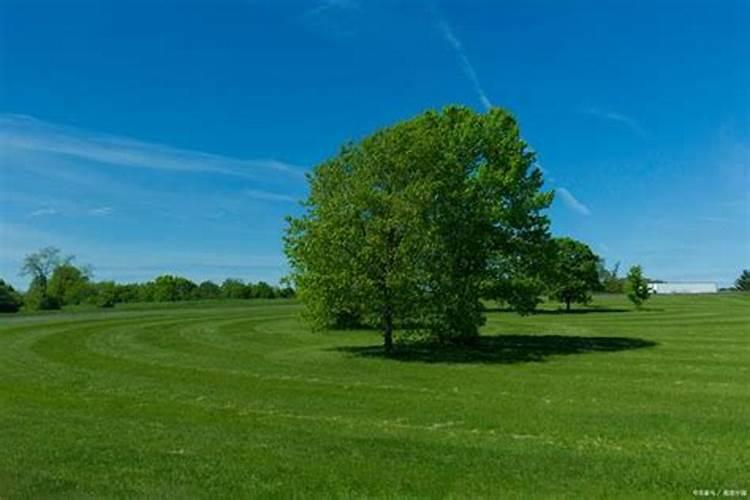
1,294 -> 748,498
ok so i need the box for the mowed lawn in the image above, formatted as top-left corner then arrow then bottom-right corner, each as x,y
0,294 -> 748,498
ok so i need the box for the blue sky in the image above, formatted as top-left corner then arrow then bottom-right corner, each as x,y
1,0 -> 748,289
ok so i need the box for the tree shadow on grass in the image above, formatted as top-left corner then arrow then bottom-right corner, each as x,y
332,334 -> 657,364
483,306 -> 631,314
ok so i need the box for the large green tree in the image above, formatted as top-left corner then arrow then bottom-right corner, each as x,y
548,237 -> 601,311
285,106 -> 552,351
735,270 -> 750,291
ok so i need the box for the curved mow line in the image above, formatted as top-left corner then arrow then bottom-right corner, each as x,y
121,314 -> 294,361
22,314 -> 443,397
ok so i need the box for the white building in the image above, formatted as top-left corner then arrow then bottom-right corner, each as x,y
648,282 -> 718,294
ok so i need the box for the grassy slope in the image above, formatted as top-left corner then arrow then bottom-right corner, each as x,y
0,294 -> 748,498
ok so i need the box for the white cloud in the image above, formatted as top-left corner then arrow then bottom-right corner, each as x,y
582,108 -> 646,136
697,215 -> 732,223
0,114 -> 306,180
244,189 -> 298,203
556,187 -> 591,216
0,221 -> 288,289
436,19 -> 492,111
306,0 -> 358,17
301,0 -> 360,38
88,206 -> 113,216
28,208 -> 58,217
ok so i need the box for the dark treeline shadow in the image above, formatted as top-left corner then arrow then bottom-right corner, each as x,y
483,306 -> 631,315
332,334 -> 657,364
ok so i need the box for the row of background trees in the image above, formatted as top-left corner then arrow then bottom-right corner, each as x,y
0,247 -> 294,313
1,248 -> 747,316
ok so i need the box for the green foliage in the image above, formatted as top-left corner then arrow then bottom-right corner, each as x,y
18,247 -> 294,309
20,247 -> 72,283
252,281 -> 276,299
93,281 -> 118,308
152,275 -> 198,302
548,237 -> 601,311
197,280 -> 222,299
23,276 -> 61,311
486,275 -> 547,315
626,265 -> 651,308
114,283 -> 143,303
48,264 -> 94,306
19,247 -> 83,310
285,106 -> 552,349
735,269 -> 750,291
221,278 -> 249,299
0,279 -> 23,313
598,260 -> 625,294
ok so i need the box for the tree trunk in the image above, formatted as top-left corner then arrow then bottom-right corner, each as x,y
383,309 -> 394,354
565,298 -> 571,312
381,227 -> 397,354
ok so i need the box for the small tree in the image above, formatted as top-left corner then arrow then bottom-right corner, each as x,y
548,238 -> 601,311
735,270 -> 750,291
626,265 -> 651,308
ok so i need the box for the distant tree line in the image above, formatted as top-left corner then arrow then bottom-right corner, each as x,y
0,247 -> 294,313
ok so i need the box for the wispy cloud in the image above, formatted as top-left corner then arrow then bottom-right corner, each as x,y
0,221 -> 288,288
556,187 -> 591,216
244,189 -> 298,203
306,0 -> 358,17
300,0 -> 360,38
581,108 -> 646,136
28,208 -> 58,218
697,215 -> 732,223
0,114 -> 306,180
434,16 -> 492,111
88,206 -> 113,216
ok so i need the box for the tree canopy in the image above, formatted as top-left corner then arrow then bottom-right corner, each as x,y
20,247 -> 72,285
285,106 -> 552,351
48,264 -> 92,306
